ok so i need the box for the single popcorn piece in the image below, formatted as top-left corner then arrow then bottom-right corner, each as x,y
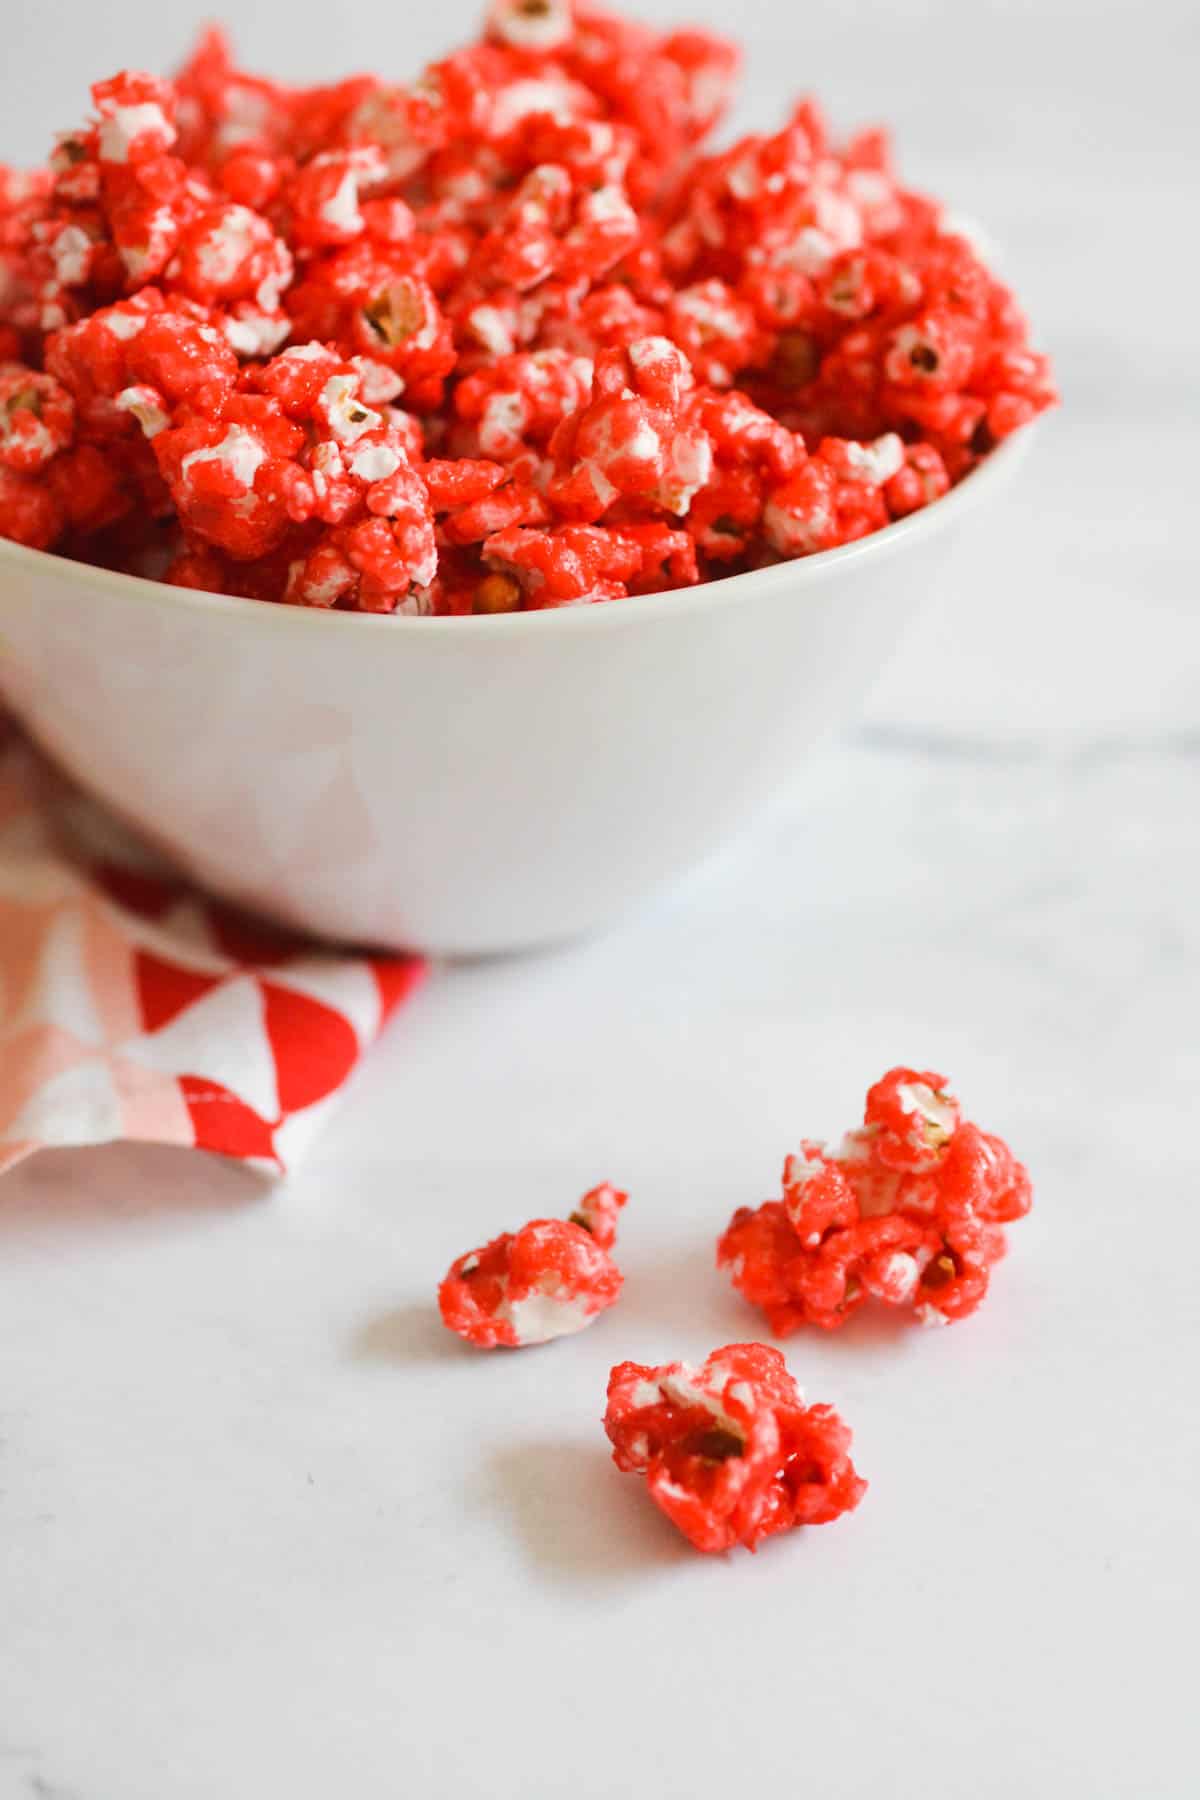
0,368 -> 75,472
604,1342 -> 866,1554
863,1065 -> 961,1172
438,1182 -> 628,1347
663,279 -> 759,387
717,1067 -> 1032,1332
92,70 -> 177,166
0,6 -> 1055,604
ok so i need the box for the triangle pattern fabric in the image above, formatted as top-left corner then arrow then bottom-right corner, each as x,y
119,974 -> 281,1123
135,951 -> 228,1034
0,715 -> 426,1178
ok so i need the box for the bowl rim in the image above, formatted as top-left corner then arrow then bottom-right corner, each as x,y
0,425 -> 1034,639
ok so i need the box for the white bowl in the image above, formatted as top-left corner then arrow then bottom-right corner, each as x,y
0,432 -> 1031,955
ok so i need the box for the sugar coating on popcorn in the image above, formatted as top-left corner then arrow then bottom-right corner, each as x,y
717,1067 -> 1032,1333
0,5 -> 1054,606
438,1181 -> 628,1347
604,1341 -> 865,1553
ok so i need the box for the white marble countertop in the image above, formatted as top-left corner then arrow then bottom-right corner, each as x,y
2,1 -> 1198,1796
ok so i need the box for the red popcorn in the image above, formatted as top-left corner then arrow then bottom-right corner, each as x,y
863,1065 -> 961,1171
168,201 -> 293,311
92,71 -> 178,167
782,1142 -> 857,1244
664,279 -> 759,387
439,467 -> 550,545
152,396 -> 306,559
0,5 -> 1055,607
884,312 -> 977,394
0,464 -> 64,548
604,1342 -> 865,1553
486,0 -> 576,54
884,442 -> 950,518
438,1181 -> 628,1347
44,295 -> 164,436
568,1180 -> 627,1250
454,348 -> 594,460
547,334 -> 713,521
482,520 -> 641,605
0,367 -> 75,471
48,441 -> 136,536
123,307 -> 240,402
718,1067 -> 1032,1332
285,147 -> 386,250
762,459 -> 838,557
286,249 -> 454,404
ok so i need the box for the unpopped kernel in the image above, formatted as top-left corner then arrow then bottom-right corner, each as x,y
0,6 -> 1055,605
438,1182 -> 628,1347
604,1341 -> 865,1553
717,1067 -> 1032,1332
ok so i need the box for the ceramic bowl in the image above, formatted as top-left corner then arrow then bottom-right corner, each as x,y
0,430 -> 1032,954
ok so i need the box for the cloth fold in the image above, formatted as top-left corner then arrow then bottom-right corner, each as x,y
0,717 -> 424,1177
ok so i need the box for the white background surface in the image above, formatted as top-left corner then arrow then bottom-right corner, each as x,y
2,2 -> 1198,1796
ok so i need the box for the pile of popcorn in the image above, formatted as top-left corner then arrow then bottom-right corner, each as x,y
438,1066 -> 1032,1555
0,0 -> 1056,613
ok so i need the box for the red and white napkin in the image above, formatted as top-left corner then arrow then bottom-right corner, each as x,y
0,716 -> 424,1177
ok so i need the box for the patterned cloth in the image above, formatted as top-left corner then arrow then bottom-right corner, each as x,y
0,720 -> 425,1176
